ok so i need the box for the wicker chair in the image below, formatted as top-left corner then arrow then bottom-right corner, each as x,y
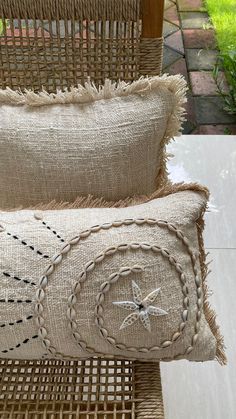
0,1 -> 165,417
0,0 -> 164,91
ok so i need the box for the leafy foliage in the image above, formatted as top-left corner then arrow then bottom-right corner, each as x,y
213,51 -> 236,115
206,0 -> 236,117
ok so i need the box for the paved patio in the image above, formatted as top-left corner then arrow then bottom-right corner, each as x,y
163,0 -> 236,134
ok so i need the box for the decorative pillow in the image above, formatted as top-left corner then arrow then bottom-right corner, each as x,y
0,183 -> 225,363
0,75 -> 187,209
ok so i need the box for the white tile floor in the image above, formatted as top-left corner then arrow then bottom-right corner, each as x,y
161,135 -> 236,419
168,135 -> 236,249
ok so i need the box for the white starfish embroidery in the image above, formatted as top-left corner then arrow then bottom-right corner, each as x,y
113,281 -> 168,332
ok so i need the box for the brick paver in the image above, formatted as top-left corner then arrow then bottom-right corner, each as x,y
183,29 -> 216,48
178,0 -> 206,11
166,58 -> 189,81
165,30 -> 184,54
183,94 -> 198,133
193,125 -> 236,135
185,49 -> 218,70
194,97 -> 236,124
163,46 -> 183,69
163,0 -> 236,134
180,12 -> 210,29
165,0 -> 175,10
165,5 -> 180,27
163,21 -> 179,37
189,71 -> 229,96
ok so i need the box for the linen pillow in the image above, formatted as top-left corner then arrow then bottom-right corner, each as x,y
0,75 -> 187,209
0,184 -> 225,363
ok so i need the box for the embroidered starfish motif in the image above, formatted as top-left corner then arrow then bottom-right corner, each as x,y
113,281 -> 168,332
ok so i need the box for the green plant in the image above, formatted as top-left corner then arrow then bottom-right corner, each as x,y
224,127 -> 232,134
0,20 -> 3,35
213,51 -> 236,115
205,0 -> 236,52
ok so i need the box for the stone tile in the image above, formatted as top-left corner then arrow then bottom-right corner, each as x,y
194,96 -> 236,124
185,94 -> 197,122
181,94 -> 197,134
163,21 -> 179,37
190,71 -> 229,96
192,125 -> 236,134
165,58 -> 189,82
165,0 -> 174,10
183,29 -> 216,48
164,5 -> 180,27
180,12 -> 210,29
185,49 -> 218,70
165,30 -> 184,55
182,120 -> 196,134
162,46 -> 183,69
178,0 -> 206,12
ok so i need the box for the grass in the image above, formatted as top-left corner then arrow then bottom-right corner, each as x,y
205,0 -> 236,51
206,0 -> 236,116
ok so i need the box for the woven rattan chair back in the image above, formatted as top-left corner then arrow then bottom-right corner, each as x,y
0,0 -> 164,91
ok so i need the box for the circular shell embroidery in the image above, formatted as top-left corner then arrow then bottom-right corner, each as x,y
34,217 -> 203,360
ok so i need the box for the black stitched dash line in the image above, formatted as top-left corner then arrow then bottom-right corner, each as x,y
1,334 -> 38,353
0,298 -> 32,303
0,315 -> 33,328
3,272 -> 36,286
41,221 -> 65,243
6,232 -> 49,259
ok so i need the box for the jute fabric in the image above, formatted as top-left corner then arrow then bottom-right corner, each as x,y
0,75 -> 187,209
0,189 -> 221,362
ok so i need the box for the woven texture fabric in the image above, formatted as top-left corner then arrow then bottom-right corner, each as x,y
0,189 -> 218,362
0,358 -> 164,418
0,0 -> 164,91
0,75 -> 187,209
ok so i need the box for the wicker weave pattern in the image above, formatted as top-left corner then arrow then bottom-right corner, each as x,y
0,0 -> 163,91
0,18 -> 141,90
0,0 -> 140,20
0,358 -> 164,418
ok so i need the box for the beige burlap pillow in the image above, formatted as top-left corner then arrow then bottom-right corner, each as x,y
0,75 -> 187,209
0,183 -> 225,363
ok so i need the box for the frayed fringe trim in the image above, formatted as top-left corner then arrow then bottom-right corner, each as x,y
196,208 -> 227,365
1,181 -> 226,363
29,181 -> 226,364
0,75 -> 188,191
154,74 -> 188,186
0,74 -> 187,110
18,181 -> 208,211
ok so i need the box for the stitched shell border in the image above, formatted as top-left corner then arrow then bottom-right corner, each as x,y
0,184 -> 226,365
34,216 -> 202,361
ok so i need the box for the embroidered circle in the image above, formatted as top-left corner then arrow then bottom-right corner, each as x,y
92,243 -> 188,351
35,218 -> 203,360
